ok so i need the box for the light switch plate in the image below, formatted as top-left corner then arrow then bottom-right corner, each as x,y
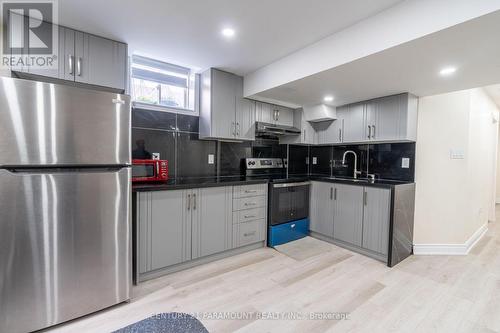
312,157 -> 318,165
208,154 -> 214,164
450,149 -> 465,159
401,157 -> 410,169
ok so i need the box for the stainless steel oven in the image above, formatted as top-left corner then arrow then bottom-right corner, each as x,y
269,181 -> 310,226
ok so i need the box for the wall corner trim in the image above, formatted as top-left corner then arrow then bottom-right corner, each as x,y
413,223 -> 488,255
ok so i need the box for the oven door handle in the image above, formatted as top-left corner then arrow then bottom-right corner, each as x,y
272,181 -> 310,188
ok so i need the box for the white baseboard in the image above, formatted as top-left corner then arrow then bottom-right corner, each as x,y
413,223 -> 488,255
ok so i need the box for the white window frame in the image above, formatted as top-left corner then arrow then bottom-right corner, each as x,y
130,55 -> 199,116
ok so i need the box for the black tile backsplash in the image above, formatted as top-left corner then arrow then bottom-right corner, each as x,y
369,143 -> 415,181
310,146 -> 332,176
132,128 -> 176,174
132,108 -> 176,130
177,113 -> 199,133
132,108 -> 415,182
219,141 -> 253,176
288,145 -> 309,176
176,132 -> 216,178
331,145 -> 369,178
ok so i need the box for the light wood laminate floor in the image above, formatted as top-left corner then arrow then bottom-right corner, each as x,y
47,209 -> 500,333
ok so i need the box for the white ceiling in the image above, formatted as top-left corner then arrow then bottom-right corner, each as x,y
255,10 -> 500,107
58,0 -> 403,74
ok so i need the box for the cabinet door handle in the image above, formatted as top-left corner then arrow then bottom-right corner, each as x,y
372,125 -> 376,138
244,231 -> 256,237
303,129 -> 306,141
68,55 -> 74,75
330,187 -> 333,200
367,125 -> 371,139
77,57 -> 82,76
187,194 -> 191,210
236,122 -> 240,136
245,190 -> 257,193
193,193 -> 196,210
244,202 -> 256,206
232,121 -> 235,136
244,215 -> 256,219
363,191 -> 367,206
334,188 -> 337,200
277,109 -> 280,120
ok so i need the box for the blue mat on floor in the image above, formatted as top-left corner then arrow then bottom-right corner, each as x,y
113,313 -> 208,333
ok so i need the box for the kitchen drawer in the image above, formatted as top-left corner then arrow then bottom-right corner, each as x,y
233,184 -> 267,198
233,196 -> 267,211
233,207 -> 266,224
234,219 -> 265,247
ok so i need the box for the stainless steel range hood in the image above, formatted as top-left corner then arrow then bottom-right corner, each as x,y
256,122 -> 301,136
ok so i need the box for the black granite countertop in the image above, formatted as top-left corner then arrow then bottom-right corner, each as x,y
132,174 -> 413,192
132,176 -> 269,191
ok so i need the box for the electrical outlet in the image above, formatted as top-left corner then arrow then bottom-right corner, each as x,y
208,154 -> 214,164
450,149 -> 465,159
401,157 -> 410,168
312,157 -> 318,165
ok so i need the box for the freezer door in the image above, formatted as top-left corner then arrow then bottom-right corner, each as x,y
0,168 -> 131,333
0,77 -> 131,166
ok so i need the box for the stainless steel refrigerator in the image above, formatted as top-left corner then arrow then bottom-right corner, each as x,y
0,77 -> 131,333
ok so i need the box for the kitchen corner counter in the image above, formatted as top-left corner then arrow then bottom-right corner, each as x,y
308,175 -> 414,188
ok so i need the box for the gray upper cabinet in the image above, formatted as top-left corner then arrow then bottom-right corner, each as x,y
342,103 -> 366,143
275,105 -> 294,127
200,68 -> 255,141
333,184 -> 364,247
362,187 -> 391,256
255,102 -> 294,127
192,187 -> 233,259
341,93 -> 418,143
235,78 -> 256,140
255,102 -> 274,123
280,108 -> 316,145
74,33 -> 127,91
14,24 -> 127,91
310,181 -> 334,237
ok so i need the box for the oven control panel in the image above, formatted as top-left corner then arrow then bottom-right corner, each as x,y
245,158 -> 284,169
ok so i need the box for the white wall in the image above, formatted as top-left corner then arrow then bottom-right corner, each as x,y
414,88 -> 498,246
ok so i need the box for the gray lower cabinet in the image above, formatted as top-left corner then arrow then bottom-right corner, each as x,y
137,190 -> 191,273
137,184 -> 267,280
333,184 -> 364,247
309,181 -> 393,262
192,186 -> 233,259
309,181 -> 334,236
362,187 -> 391,255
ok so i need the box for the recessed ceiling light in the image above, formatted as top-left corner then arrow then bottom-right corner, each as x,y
221,28 -> 235,38
324,96 -> 334,102
439,66 -> 457,76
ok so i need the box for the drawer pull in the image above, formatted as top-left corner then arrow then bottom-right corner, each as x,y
244,231 -> 256,237
244,215 -> 256,219
244,190 -> 257,193
244,202 -> 256,206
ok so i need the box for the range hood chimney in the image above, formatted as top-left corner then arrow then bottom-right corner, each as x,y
303,104 -> 336,122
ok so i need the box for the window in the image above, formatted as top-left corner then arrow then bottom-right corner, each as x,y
131,55 -> 196,111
